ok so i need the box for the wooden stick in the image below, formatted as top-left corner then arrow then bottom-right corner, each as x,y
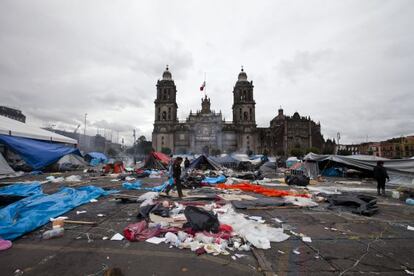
64,220 -> 98,226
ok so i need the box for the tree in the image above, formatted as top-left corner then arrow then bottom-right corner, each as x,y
211,148 -> 221,156
107,147 -> 118,157
290,148 -> 304,158
161,147 -> 172,155
305,147 -> 320,154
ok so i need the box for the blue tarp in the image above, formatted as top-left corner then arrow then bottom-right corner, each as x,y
122,180 -> 142,190
202,175 -> 227,184
144,178 -> 174,192
0,185 -> 110,240
0,135 -> 80,170
322,167 -> 343,177
85,152 -> 108,165
0,182 -> 43,197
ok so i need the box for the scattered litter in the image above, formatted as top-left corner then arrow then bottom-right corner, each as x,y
146,237 -> 166,244
277,250 -> 285,254
235,253 -> 247,258
293,248 -> 300,255
50,216 -> 68,222
218,205 -> 289,249
110,233 -> 124,241
405,269 -> 414,275
76,211 -> 87,215
102,236 -> 109,240
302,236 -> 312,243
231,256 -> 237,260
273,218 -> 283,223
65,175 -> 82,182
97,214 -> 105,217
90,199 -> 98,203
42,228 -> 64,240
408,226 -> 414,231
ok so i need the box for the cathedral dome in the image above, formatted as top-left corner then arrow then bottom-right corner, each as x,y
162,65 -> 172,80
237,67 -> 248,81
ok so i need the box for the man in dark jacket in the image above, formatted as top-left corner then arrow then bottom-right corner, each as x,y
184,157 -> 190,169
165,157 -> 183,198
373,161 -> 389,196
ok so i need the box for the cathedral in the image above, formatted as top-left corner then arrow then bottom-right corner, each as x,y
152,66 -> 325,156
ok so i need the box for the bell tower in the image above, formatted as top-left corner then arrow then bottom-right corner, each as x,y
232,66 -> 257,153
152,66 -> 178,152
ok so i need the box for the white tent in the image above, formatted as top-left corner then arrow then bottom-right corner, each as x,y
0,152 -> 15,176
0,116 -> 76,144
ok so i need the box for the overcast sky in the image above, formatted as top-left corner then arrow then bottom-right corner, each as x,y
1,0 -> 413,145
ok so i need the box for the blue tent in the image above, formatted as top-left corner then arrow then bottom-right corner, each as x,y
0,135 -> 80,170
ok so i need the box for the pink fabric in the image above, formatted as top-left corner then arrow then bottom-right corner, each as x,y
0,239 -> 12,251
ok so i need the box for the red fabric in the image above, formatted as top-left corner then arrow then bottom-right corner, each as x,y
123,221 -> 161,242
219,224 -> 233,233
151,151 -> 171,166
113,162 -> 125,173
216,183 -> 310,198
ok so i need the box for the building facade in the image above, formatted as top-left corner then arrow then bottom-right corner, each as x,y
0,106 -> 26,123
341,136 -> 414,158
152,67 -> 325,156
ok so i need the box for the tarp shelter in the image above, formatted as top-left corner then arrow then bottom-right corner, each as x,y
144,151 -> 171,170
0,116 -> 77,144
304,153 -> 414,186
0,135 -> 80,170
0,152 -> 15,176
55,154 -> 88,171
0,116 -> 79,170
84,152 -> 108,165
188,155 -> 221,171
210,155 -> 240,169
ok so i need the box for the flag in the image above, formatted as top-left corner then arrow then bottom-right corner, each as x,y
200,81 -> 206,91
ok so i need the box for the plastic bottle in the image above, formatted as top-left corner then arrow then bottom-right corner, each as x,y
42,228 -> 64,239
406,198 -> 414,206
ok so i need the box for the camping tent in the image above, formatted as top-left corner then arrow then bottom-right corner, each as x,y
56,154 -> 88,171
0,152 -> 15,176
188,155 -> 222,170
144,151 -> 171,170
304,153 -> 414,186
210,155 -> 240,169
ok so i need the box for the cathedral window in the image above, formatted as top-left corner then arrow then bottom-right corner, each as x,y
243,111 -> 248,121
157,108 -> 161,121
249,108 -> 252,121
162,111 -> 167,120
168,107 -> 171,120
239,108 -> 242,120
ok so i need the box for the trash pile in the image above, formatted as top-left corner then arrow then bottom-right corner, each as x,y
121,191 -> 292,255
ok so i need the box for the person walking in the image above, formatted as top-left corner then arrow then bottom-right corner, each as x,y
184,157 -> 190,169
373,161 -> 389,196
165,157 -> 184,198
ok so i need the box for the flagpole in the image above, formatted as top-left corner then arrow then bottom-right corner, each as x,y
204,72 -> 207,97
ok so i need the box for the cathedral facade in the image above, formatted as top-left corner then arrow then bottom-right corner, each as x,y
152,66 -> 325,156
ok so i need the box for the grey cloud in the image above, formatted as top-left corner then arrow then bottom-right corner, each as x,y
276,49 -> 334,83
0,0 -> 413,145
